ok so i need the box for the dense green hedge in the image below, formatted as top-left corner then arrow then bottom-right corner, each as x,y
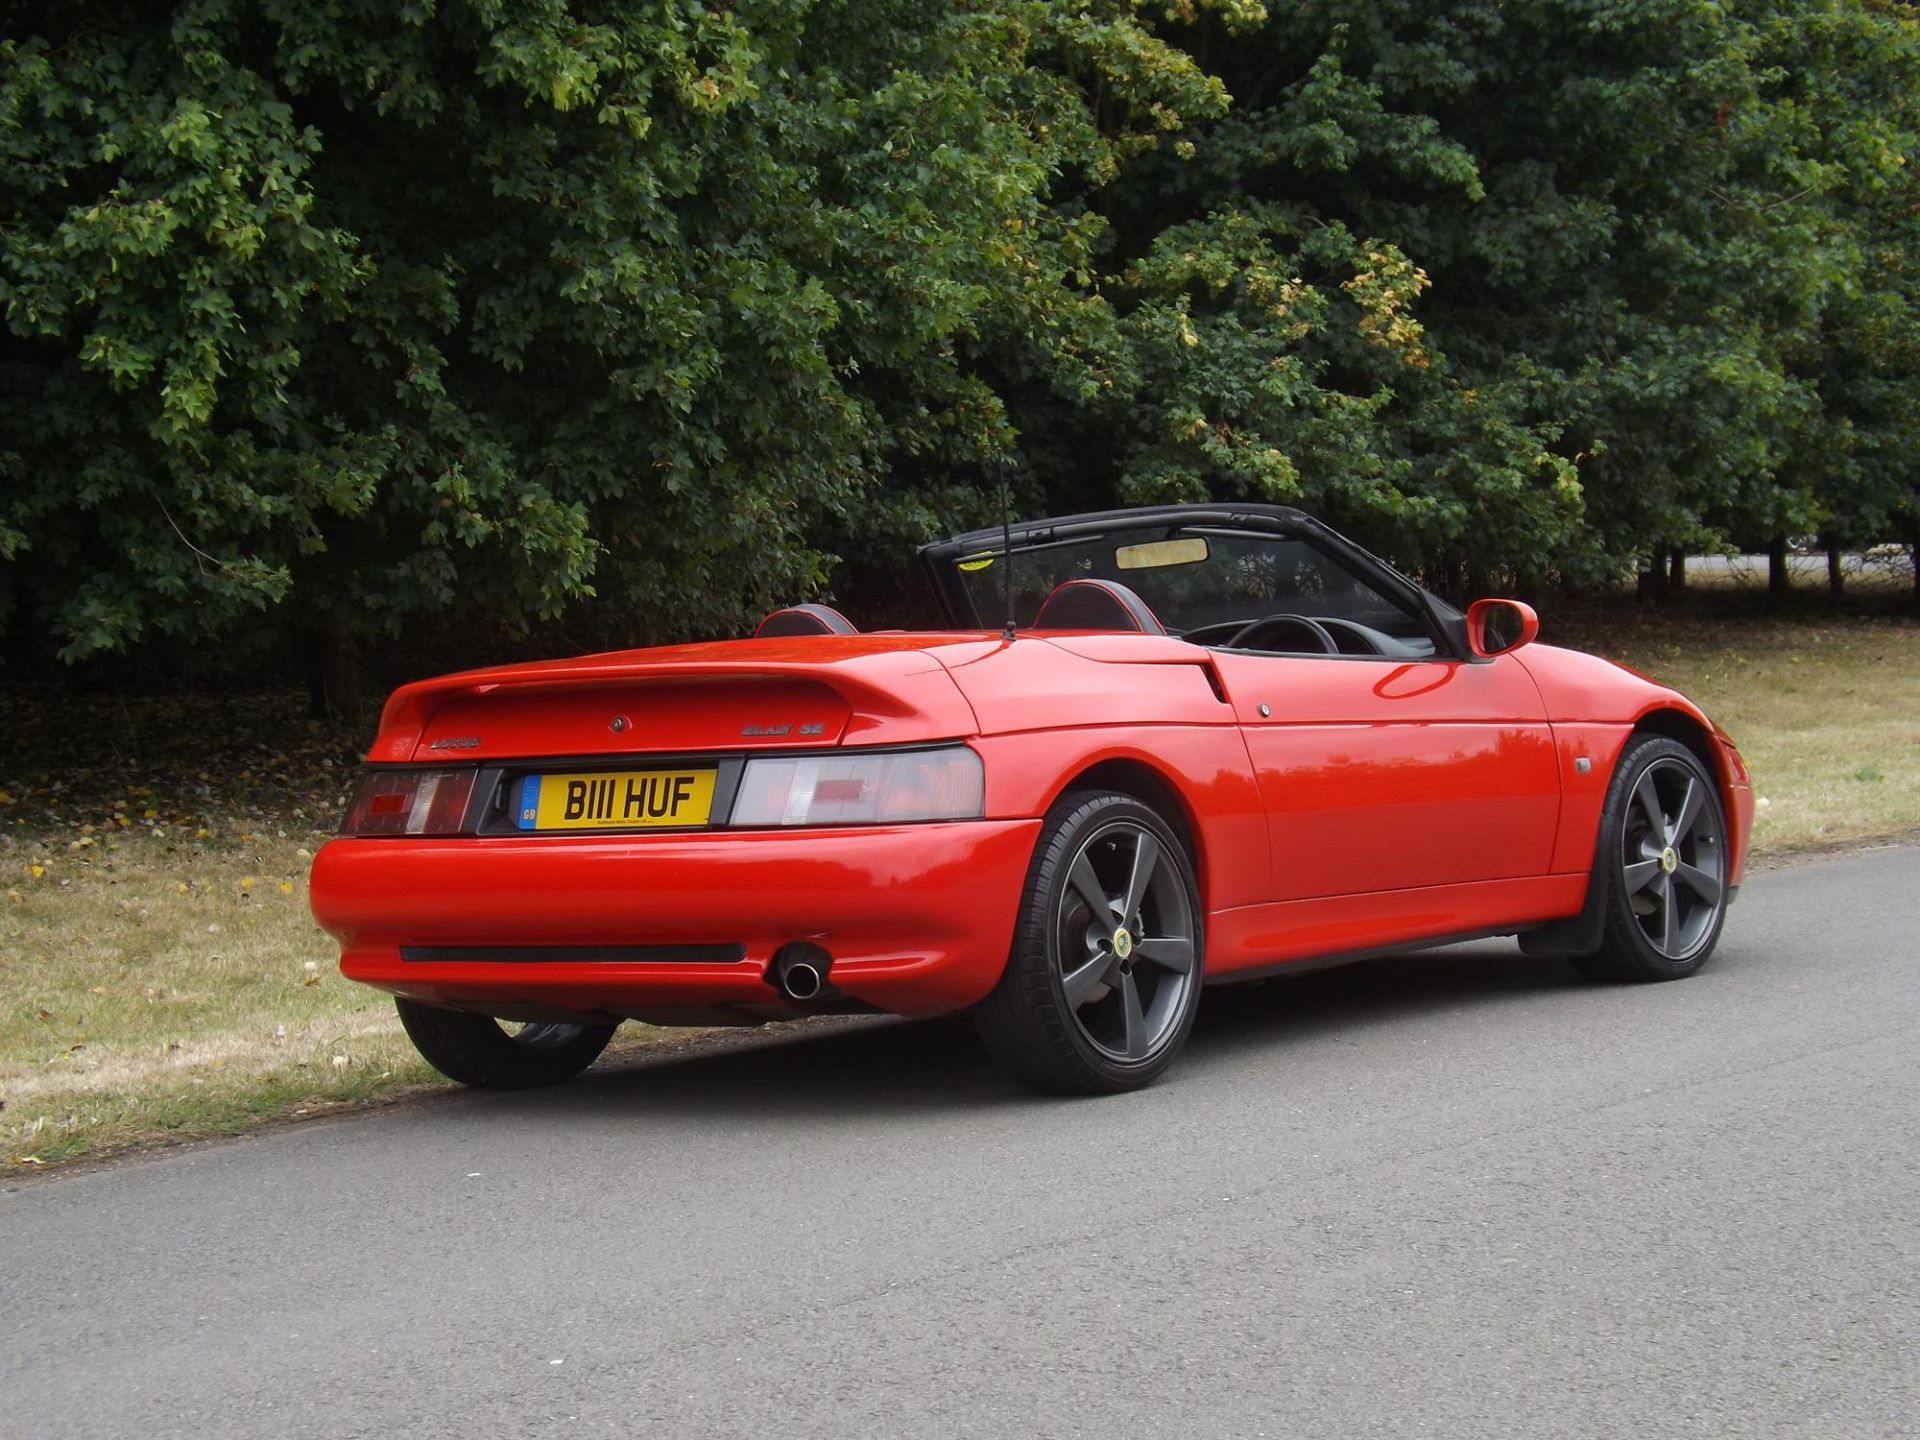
4,0 -> 1916,677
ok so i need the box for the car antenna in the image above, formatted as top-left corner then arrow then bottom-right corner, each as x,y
999,456 -> 1018,642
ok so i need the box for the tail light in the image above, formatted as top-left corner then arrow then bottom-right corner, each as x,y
729,746 -> 984,827
341,769 -> 479,836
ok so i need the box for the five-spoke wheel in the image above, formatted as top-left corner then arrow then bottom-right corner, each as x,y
1575,735 -> 1730,981
974,791 -> 1203,1093
1620,755 -> 1725,959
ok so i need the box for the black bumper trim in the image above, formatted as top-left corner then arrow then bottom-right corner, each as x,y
400,944 -> 749,964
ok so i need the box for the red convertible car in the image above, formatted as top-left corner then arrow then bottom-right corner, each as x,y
310,504 -> 1752,1094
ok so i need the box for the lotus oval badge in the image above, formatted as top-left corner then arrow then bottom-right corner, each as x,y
610,715 -> 630,734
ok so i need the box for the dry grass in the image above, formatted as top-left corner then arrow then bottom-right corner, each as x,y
0,685 -> 695,1168
0,833 -> 671,1167
4,609 -> 1918,1168
0,833 -> 443,1166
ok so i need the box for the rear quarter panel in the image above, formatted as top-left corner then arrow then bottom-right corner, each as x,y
937,639 -> 1270,912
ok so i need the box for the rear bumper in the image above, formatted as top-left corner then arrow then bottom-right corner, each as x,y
309,819 -> 1040,1022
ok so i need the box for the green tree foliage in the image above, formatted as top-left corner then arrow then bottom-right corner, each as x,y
0,0 -> 1241,667
4,0 -> 1918,677
1765,1 -> 1920,571
1046,0 -> 1920,591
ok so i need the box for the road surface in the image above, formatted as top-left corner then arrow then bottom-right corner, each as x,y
4,846 -> 1916,1438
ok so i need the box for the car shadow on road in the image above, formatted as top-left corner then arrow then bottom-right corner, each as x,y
475,941 -> 1584,1125
1186,941 -> 1587,1060
459,1010 -> 1010,1130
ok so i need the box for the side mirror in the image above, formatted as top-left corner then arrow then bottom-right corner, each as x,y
1466,598 -> 1540,658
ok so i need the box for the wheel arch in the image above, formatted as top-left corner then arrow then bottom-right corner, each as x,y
1626,702 -> 1749,885
1523,709 -> 1725,960
1054,757 -> 1209,910
1630,705 -> 1717,775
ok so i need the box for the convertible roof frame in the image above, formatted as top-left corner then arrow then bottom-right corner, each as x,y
919,502 -> 1469,659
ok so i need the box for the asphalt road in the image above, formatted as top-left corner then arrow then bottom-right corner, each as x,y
4,847 -> 1916,1439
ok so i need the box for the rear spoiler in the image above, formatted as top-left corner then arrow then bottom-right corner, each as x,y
369,648 -> 981,762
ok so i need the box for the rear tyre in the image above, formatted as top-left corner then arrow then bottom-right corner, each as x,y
973,791 -> 1203,1095
1571,735 -> 1730,983
395,999 -> 616,1089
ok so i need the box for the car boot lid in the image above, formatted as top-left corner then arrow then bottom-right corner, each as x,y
373,633 -> 992,762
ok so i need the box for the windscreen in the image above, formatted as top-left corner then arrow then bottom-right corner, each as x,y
954,528 -> 1436,654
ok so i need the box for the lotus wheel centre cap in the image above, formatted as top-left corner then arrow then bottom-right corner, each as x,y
1112,926 -> 1134,961
1660,847 -> 1678,874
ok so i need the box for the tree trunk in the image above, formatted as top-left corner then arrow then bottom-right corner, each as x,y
305,623 -> 363,722
1912,521 -> 1920,612
1637,545 -> 1669,601
1668,549 -> 1686,591
1768,535 -> 1790,606
1825,533 -> 1845,601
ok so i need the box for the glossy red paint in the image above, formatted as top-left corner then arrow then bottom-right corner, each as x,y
312,818 -> 1039,1020
309,608 -> 1754,1037
422,676 -> 854,757
1210,873 -> 1590,977
970,724 -> 1270,912
1515,644 -> 1753,887
374,635 -> 994,762
1540,722 -> 1635,874
937,634 -> 1229,733
1466,598 -> 1541,657
1208,649 -> 1561,898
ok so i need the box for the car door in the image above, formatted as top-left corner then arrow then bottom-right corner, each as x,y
1208,619 -> 1561,904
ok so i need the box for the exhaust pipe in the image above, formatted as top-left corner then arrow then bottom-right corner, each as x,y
770,943 -> 832,1003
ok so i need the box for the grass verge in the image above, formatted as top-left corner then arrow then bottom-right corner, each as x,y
5,605 -> 1918,1169
0,694 -> 437,1168
1554,606 -> 1920,855
1,834 -> 444,1168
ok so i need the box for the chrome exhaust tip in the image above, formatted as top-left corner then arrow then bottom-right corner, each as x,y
770,943 -> 832,1003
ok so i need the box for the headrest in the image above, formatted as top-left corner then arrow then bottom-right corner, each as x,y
1031,579 -> 1167,636
754,603 -> 859,638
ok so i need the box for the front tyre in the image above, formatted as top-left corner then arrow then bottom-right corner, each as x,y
1573,735 -> 1730,982
974,792 -> 1203,1095
396,999 -> 616,1089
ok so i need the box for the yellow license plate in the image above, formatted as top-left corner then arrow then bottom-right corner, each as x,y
515,769 -> 716,831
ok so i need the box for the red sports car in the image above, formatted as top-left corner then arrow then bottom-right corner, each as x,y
310,504 -> 1752,1094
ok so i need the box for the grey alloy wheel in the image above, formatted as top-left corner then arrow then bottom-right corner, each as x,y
972,791 -> 1204,1094
1619,753 -> 1726,961
1053,817 -> 1199,1063
1572,734 -> 1730,983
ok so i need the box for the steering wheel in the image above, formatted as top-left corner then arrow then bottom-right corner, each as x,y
1225,613 -> 1341,655
1312,618 -> 1388,657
